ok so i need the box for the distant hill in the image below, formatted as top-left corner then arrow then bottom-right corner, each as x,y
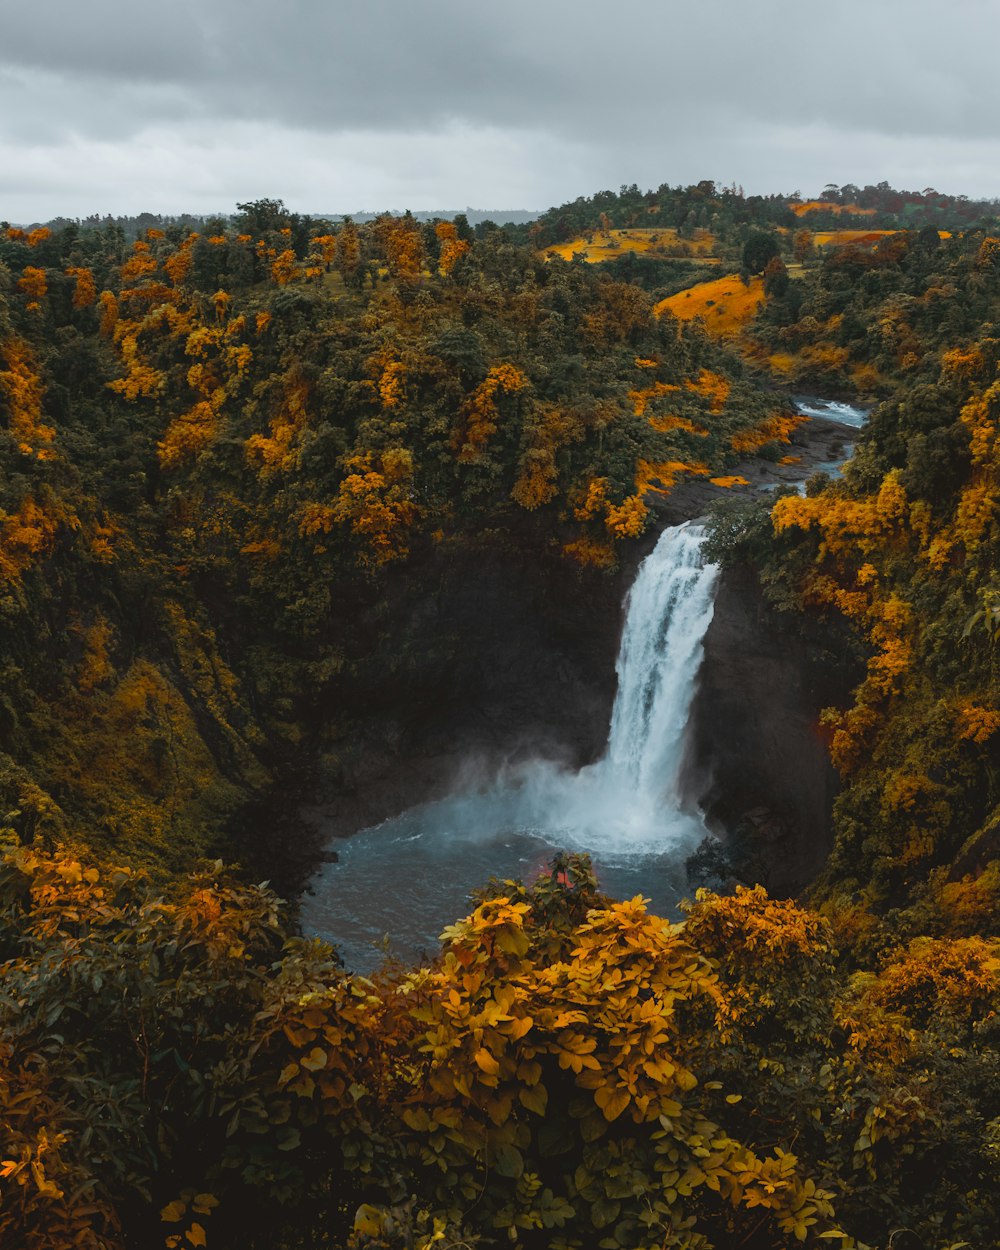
330,208 -> 540,225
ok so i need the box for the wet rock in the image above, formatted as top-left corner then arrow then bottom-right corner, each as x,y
687,564 -> 851,895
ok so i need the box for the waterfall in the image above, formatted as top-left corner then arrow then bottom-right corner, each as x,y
301,521 -> 721,969
602,522 -> 719,824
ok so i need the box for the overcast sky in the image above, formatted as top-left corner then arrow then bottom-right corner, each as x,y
3,0 -> 999,222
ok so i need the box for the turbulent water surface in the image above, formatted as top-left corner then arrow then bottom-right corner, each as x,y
302,523 -> 720,972
792,396 -> 870,430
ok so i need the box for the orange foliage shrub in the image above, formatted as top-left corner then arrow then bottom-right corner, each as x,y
97,291 -> 119,338
245,375 -> 311,478
773,473 -> 921,770
647,414 -> 707,436
976,236 -> 1000,270
511,407 -> 581,510
683,885 -> 836,1046
863,936 -> 1000,1027
730,412 -> 804,454
157,402 -> 218,468
685,368 -> 731,413
572,476 -> 608,521
76,618 -> 116,693
0,338 -> 55,458
604,494 -> 647,538
0,498 -> 65,583
106,329 -> 165,401
378,217 -> 423,281
935,864 -> 1000,935
957,703 -> 1000,744
163,239 -> 194,287
562,536 -> 617,568
454,364 -> 528,462
942,345 -> 986,380
768,352 -> 797,375
311,233 -> 337,266
628,379 -> 679,417
377,359 -> 406,410
119,242 -> 158,285
300,448 -> 417,566
435,221 -> 470,276
65,266 -> 96,308
271,249 -> 300,286
17,266 -> 47,308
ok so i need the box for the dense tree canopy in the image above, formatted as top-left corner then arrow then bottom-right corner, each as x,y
2,184 -> 1000,1248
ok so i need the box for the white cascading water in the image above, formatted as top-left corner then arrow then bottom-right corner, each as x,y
301,522 -> 720,969
600,522 -> 719,839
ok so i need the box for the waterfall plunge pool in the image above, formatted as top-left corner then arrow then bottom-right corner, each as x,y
301,523 -> 719,973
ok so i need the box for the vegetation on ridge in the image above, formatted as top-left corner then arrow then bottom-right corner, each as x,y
2,182 -> 1000,1248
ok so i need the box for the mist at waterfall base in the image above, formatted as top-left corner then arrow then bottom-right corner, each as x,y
301,523 -> 720,973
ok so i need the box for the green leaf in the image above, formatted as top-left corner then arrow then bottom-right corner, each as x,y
519,1083 -> 548,1116
494,1144 -> 524,1178
590,1198 -> 621,1229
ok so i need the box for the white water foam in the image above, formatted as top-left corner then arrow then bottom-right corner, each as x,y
792,397 -> 869,429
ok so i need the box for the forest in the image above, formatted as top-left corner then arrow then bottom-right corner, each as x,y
1,182 -> 999,1249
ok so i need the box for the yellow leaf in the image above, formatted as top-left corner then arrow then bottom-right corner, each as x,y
282,1025 -> 316,1047
474,1048 -> 500,1078
192,1194 -> 219,1215
354,1204 -> 385,1238
506,1015 -> 533,1040
300,1047 -> 327,1071
595,1085 -> 631,1121
161,1200 -> 187,1223
186,1224 -> 207,1248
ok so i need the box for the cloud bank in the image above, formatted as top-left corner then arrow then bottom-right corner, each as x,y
3,0 -> 999,220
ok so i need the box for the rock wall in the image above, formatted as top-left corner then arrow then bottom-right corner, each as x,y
687,563 -> 849,895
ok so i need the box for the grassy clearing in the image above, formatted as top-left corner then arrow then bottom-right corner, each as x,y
654,274 -> 765,337
544,228 -> 716,264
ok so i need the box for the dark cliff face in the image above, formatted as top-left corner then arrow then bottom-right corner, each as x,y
686,564 -> 851,895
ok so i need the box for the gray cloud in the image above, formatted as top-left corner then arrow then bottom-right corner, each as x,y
2,0 -> 998,220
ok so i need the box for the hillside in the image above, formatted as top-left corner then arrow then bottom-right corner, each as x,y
2,186 -> 1000,1250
